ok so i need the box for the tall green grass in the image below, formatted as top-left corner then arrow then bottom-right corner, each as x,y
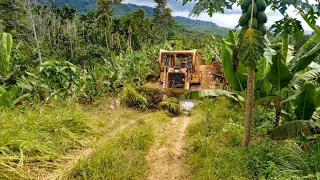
66,120 -> 155,180
186,97 -> 246,179
0,102 -> 93,179
186,97 -> 320,179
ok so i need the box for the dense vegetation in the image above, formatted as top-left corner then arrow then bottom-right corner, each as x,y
0,0 -> 320,179
187,97 -> 320,179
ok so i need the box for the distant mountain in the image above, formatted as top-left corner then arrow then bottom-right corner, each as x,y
44,1 -> 229,36
112,4 -> 229,36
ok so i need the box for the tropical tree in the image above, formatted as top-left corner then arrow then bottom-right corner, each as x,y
153,0 -> 174,42
183,0 -> 320,148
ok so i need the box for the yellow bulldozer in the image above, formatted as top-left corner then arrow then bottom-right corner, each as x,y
158,49 -> 230,93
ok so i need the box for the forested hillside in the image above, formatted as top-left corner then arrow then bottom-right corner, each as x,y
41,0 -> 229,36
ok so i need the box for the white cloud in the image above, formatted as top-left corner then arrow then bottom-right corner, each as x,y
124,0 -> 320,32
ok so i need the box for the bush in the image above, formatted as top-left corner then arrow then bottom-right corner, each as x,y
159,97 -> 183,115
121,84 -> 148,110
252,107 -> 276,135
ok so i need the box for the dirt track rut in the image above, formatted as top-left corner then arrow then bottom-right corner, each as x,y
147,116 -> 191,180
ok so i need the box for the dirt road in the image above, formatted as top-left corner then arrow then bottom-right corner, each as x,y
147,116 -> 191,180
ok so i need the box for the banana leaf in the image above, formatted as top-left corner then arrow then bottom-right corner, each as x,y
267,52 -> 293,90
312,108 -> 320,121
315,90 -> 320,108
183,89 -> 244,102
289,41 -> 320,75
289,68 -> 320,89
294,83 -> 316,120
220,31 -> 247,92
268,120 -> 320,140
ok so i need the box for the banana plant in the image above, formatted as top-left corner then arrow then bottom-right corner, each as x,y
263,27 -> 320,126
0,32 -> 13,82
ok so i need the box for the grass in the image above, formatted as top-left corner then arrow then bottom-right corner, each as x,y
0,97 -> 156,179
186,97 -> 246,180
66,119 -> 155,180
0,102 -> 93,179
64,110 -> 171,180
186,97 -> 320,179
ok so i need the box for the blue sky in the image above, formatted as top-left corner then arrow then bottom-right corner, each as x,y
123,0 -> 320,32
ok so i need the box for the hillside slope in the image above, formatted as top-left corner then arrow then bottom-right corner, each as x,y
45,0 -> 229,36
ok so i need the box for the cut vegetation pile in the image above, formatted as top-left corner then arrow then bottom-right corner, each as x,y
136,84 -> 173,109
121,84 -> 148,110
122,84 -> 183,115
159,97 -> 183,115
0,103 -> 93,179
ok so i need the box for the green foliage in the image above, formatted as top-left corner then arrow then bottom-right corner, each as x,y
183,0 -> 236,16
290,66 -> 320,89
289,41 -> 320,74
186,97 -> 246,179
38,60 -> 81,98
121,84 -> 148,110
187,97 -> 320,179
238,28 -> 266,69
183,89 -> 244,102
159,97 -> 183,115
294,83 -> 317,120
67,120 -> 154,180
0,85 -> 30,108
220,30 -> 247,91
267,52 -> 293,90
252,107 -> 276,135
245,139 -> 320,179
268,120 -> 320,140
0,32 -> 12,80
202,35 -> 222,64
0,103 -> 93,179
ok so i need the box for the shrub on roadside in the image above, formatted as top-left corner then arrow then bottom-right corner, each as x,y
252,107 -> 276,135
120,84 -> 148,110
159,97 -> 183,115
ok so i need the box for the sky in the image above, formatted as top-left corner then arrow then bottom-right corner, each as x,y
123,0 -> 320,32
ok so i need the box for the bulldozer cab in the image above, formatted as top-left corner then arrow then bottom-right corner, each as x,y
159,49 -> 201,90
